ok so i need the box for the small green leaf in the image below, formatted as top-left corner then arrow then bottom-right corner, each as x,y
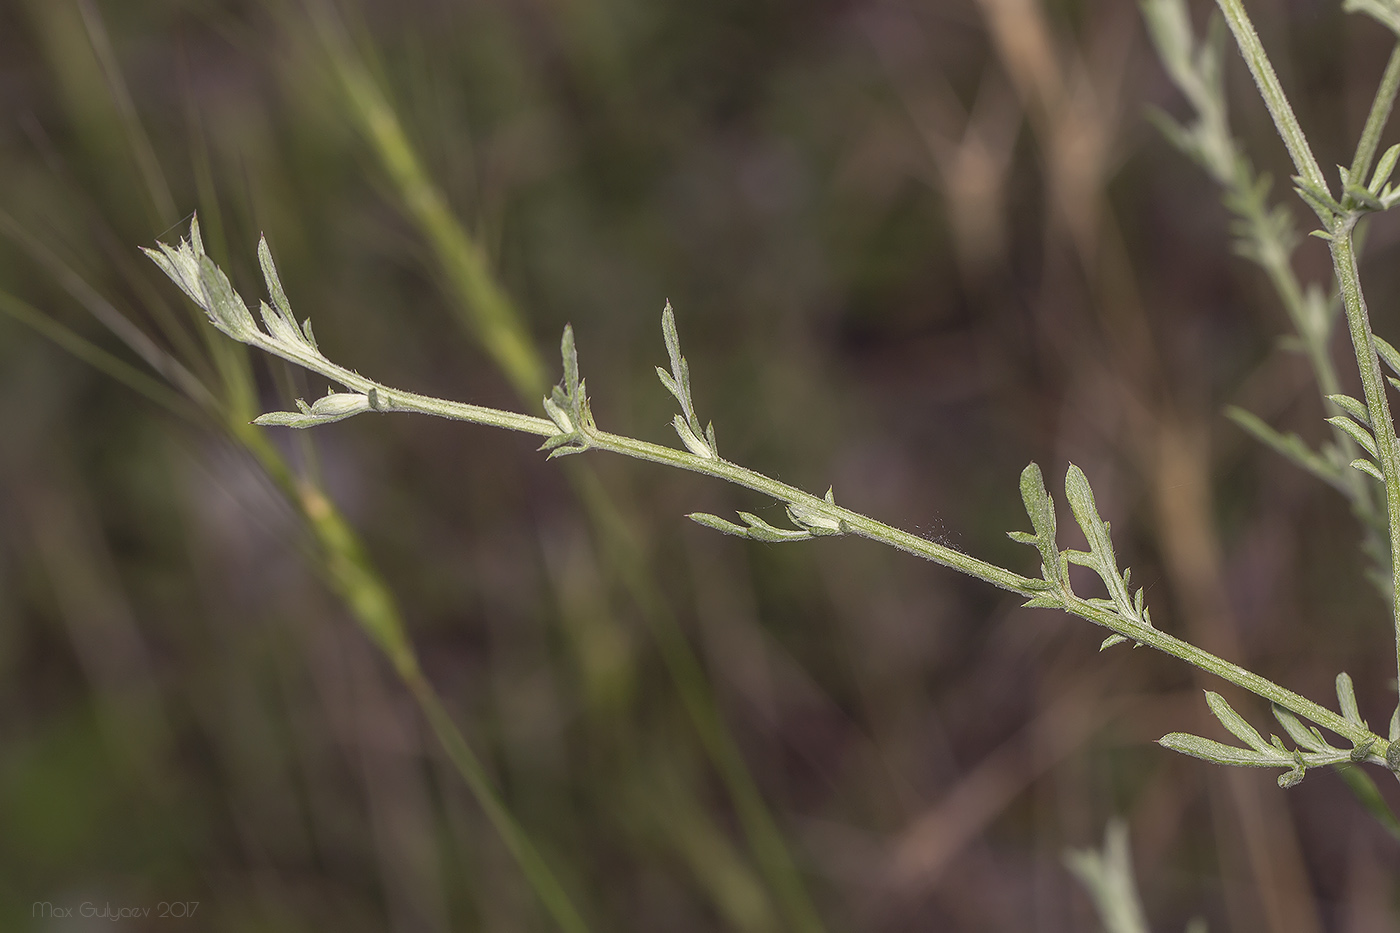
197,255 -> 257,339
787,501 -> 842,535
1158,733 -> 1286,767
1374,334 -> 1400,378
1292,175 -> 1342,215
253,392 -> 370,428
1205,691 -> 1271,752
1014,462 -> 1064,586
1064,465 -> 1138,619
259,300 -> 302,347
673,415 -> 716,459
1326,393 -> 1371,424
1345,183 -> 1384,211
688,512 -> 751,537
1326,416 -> 1379,457
560,325 -> 580,404
736,512 -> 811,542
1351,458 -> 1384,482
1336,672 -> 1367,728
258,235 -> 295,325
1272,704 -> 1326,752
543,397 -> 574,434
1370,143 -> 1400,194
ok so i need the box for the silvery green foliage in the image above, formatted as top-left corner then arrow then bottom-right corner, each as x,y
656,302 -> 718,460
689,486 -> 844,543
1161,675 -> 1383,788
1145,0 -> 1400,598
1063,820 -> 1154,933
539,325 -> 596,458
142,217 -> 373,428
659,306 -> 848,543
152,206 -> 1400,814
1008,463 -> 1153,650
1326,139 -> 1400,218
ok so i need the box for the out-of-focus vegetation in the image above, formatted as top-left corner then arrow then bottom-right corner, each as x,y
2,0 -> 1398,930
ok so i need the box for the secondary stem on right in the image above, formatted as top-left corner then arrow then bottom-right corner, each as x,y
1330,227 -> 1400,712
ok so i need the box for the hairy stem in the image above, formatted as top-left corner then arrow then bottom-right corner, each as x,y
1214,0 -> 1329,197
1330,230 -> 1400,709
274,357 -> 1391,755
1349,42 -> 1400,188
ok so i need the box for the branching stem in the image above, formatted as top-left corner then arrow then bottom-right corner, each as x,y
278,360 -> 1392,756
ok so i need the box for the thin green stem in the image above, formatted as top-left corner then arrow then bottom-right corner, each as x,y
1214,0 -> 1400,725
265,360 -> 1391,756
1349,42 -> 1400,188
1329,230 -> 1400,711
1214,0 -> 1329,197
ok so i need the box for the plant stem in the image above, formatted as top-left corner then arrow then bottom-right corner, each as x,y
1343,38 -> 1400,713
1215,0 -> 1400,750
278,360 -> 1392,754
1349,42 -> 1400,188
1214,0 -> 1328,196
1330,229 -> 1400,711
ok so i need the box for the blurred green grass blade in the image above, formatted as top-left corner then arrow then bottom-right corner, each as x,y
314,6 -> 545,398
262,457 -> 595,932
303,481 -> 594,930
0,287 -> 199,422
0,208 -> 219,411
580,471 -> 827,933
1334,762 -> 1400,841
74,0 -> 177,228
404,672 -> 593,933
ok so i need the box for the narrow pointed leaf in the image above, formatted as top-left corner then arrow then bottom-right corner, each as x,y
1158,733 -> 1286,767
1326,394 -> 1371,424
688,512 -> 751,537
1336,672 -> 1366,727
1272,704 -> 1326,752
1205,691 -> 1271,751
1326,416 -> 1379,457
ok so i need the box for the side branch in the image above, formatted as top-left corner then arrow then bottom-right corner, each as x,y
146,219 -> 1398,792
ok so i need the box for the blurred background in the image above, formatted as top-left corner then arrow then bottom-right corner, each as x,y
2,0 -> 1399,929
